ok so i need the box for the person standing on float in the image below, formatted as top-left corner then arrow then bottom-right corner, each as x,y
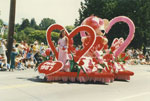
58,29 -> 68,66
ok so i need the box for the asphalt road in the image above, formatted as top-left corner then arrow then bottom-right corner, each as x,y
0,65 -> 150,101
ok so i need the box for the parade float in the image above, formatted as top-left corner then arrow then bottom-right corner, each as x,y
37,15 -> 135,84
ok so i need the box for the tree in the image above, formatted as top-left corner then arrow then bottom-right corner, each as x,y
14,30 -> 46,44
23,27 -> 35,35
76,0 -> 150,49
65,25 -> 75,32
0,19 -> 3,26
39,18 -> 56,30
51,32 -> 60,44
15,23 -> 20,32
28,30 -> 46,43
74,19 -> 80,27
14,31 -> 27,42
30,18 -> 37,29
0,19 -> 3,34
19,18 -> 30,31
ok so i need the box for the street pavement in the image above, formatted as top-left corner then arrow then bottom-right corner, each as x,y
0,65 -> 150,101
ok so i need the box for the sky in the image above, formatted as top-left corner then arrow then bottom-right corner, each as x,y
0,0 -> 84,26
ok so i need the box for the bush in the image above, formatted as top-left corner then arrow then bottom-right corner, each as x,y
51,32 -> 60,44
28,30 -> 46,44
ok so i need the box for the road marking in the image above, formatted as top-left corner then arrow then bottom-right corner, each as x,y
0,83 -> 44,90
116,92 -> 150,101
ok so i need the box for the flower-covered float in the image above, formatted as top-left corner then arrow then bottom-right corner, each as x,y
38,16 -> 135,83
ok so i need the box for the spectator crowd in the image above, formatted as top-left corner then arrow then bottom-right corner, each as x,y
0,38 -> 45,71
126,48 -> 150,65
0,38 -> 150,71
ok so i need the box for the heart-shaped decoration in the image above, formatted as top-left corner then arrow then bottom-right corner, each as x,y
38,60 -> 63,75
89,36 -> 106,55
46,24 -> 66,59
81,36 -> 105,57
111,38 -> 124,52
105,16 -> 135,57
46,24 -> 96,62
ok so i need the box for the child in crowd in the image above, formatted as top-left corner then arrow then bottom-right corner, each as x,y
26,58 -> 35,69
26,50 -> 33,60
15,54 -> 26,70
17,59 -> 26,70
0,57 -> 6,71
0,54 -> 8,71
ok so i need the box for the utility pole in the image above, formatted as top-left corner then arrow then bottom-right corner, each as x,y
7,0 -> 16,63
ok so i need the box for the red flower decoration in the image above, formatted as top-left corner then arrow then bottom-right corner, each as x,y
103,54 -> 113,61
78,58 -> 85,66
88,65 -> 94,70
62,47 -> 66,50
124,56 -> 130,61
110,46 -> 116,52
121,53 -> 126,58
45,48 -> 51,56
92,58 -> 99,64
104,44 -> 108,50
49,56 -> 53,60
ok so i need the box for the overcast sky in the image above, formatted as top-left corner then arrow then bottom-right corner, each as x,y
0,0 -> 84,26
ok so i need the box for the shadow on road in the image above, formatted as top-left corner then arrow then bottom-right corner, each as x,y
57,81 -> 108,85
16,77 -> 109,85
115,79 -> 129,82
16,77 -> 131,85
16,77 -> 47,83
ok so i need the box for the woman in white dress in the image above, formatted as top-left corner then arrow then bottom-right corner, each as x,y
58,29 -> 68,65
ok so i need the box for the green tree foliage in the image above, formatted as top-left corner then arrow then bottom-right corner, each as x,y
65,25 -> 75,33
13,30 -> 46,43
0,19 -> 3,26
30,18 -> 37,29
19,18 -> 30,31
0,19 -> 3,35
23,27 -> 35,35
76,0 -> 150,49
39,18 -> 56,30
28,30 -> 46,43
14,31 -> 27,42
0,33 -> 8,39
51,32 -> 60,44
15,23 -> 21,33
12,18 -> 58,44
1,17 -> 59,44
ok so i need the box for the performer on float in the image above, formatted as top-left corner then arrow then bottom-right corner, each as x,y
58,29 -> 69,71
